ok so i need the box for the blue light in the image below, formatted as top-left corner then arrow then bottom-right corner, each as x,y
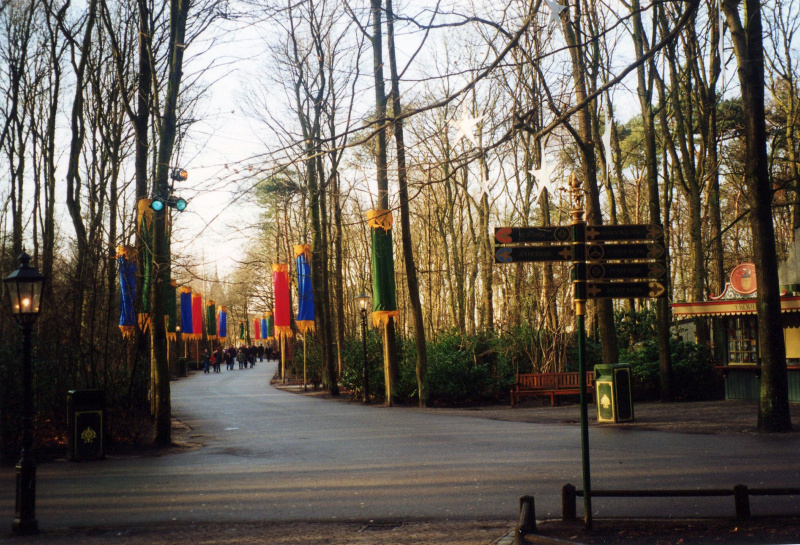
150,199 -> 165,211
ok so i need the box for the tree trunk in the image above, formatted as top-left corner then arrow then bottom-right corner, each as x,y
631,0 -> 673,401
561,1 -> 618,365
151,0 -> 191,445
386,0 -> 428,406
723,0 -> 792,432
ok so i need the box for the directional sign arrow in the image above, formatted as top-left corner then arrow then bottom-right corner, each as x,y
586,262 -> 668,280
495,226 -> 572,244
495,245 -> 574,263
586,242 -> 665,261
585,224 -> 664,242
586,281 -> 667,299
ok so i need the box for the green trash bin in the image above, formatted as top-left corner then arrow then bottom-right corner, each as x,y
594,364 -> 634,423
67,390 -> 105,461
178,357 -> 188,377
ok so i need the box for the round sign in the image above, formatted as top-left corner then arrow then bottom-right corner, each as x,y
730,263 -> 757,295
554,227 -> 571,242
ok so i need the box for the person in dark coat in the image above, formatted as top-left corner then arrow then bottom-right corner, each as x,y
225,346 -> 234,370
257,344 -> 264,362
202,350 -> 211,374
214,347 -> 223,372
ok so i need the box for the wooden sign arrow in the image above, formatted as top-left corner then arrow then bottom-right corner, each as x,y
495,245 -> 574,263
586,281 -> 667,299
585,224 -> 664,242
495,226 -> 572,244
586,242 -> 665,261
586,262 -> 667,281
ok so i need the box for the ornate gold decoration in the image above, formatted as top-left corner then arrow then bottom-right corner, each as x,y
81,426 -> 98,444
367,209 -> 393,231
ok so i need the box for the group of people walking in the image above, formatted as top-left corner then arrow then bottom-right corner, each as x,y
201,344 -> 276,373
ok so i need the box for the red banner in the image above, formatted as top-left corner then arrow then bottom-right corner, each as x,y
192,293 -> 203,340
273,263 -> 293,338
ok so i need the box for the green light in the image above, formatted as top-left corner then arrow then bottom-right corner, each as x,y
175,198 -> 187,211
150,199 -> 165,211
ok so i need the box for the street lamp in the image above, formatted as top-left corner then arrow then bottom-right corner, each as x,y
354,293 -> 370,403
4,252 -> 45,535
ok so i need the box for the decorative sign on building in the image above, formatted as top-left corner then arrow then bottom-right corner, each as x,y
729,262 -> 757,295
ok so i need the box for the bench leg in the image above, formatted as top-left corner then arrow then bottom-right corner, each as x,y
550,393 -> 555,406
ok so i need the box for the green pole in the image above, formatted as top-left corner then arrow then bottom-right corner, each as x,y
570,175 -> 592,529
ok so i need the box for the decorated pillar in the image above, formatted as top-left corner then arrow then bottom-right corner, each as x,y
265,311 -> 274,342
137,199 -> 154,331
295,244 -> 316,333
295,244 -> 316,389
206,300 -> 217,347
166,280 -> 177,343
218,306 -> 227,341
273,263 -> 293,381
180,288 -> 193,338
180,287 -> 193,360
368,209 -> 399,404
117,246 -> 137,339
192,292 -> 203,356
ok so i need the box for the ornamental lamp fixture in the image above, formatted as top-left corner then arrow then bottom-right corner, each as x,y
354,293 -> 370,311
4,252 -> 45,328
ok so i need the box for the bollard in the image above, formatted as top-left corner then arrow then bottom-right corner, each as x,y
515,496 -> 536,545
562,483 -> 577,521
734,484 -> 750,519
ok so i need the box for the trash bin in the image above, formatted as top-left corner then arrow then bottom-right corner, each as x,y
67,390 -> 104,461
594,363 -> 634,423
178,357 -> 188,377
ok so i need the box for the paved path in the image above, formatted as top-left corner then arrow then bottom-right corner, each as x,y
1,360 -> 799,531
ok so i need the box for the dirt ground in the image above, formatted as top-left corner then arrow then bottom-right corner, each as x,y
1,520 -> 517,545
529,516 -> 800,544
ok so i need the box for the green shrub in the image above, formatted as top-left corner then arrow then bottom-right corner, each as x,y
614,308 -> 657,352
340,328 -> 386,401
341,328 -> 514,405
622,338 -> 722,401
395,330 -> 513,405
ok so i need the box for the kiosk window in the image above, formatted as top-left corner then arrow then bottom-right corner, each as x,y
727,316 -> 758,364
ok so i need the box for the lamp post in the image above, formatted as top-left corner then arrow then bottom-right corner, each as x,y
4,252 -> 45,535
354,293 -> 370,403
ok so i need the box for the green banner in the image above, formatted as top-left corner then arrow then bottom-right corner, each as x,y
371,226 -> 397,313
166,280 -> 177,334
206,302 -> 217,338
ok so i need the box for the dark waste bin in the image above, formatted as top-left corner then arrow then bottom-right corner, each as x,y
594,363 -> 634,423
178,357 -> 188,377
67,389 -> 105,461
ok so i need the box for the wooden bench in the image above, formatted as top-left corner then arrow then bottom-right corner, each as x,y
510,371 -> 595,407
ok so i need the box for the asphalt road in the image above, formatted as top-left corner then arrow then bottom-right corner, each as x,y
2,360 -> 799,531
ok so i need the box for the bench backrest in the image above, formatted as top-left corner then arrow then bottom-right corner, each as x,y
516,371 -> 594,389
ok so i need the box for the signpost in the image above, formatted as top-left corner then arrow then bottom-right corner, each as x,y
585,223 -> 663,241
494,177 -> 669,529
586,281 -> 667,299
495,226 -> 572,244
495,245 -> 574,263
585,262 -> 667,281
